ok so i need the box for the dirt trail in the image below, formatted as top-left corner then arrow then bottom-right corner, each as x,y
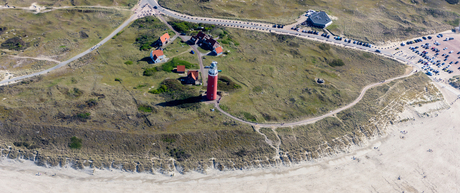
9,55 -> 61,63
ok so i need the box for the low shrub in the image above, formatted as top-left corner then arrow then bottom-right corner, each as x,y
329,59 -> 345,67
69,136 -> 82,149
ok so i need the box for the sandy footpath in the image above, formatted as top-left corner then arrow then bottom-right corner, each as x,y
1,86 -> 460,192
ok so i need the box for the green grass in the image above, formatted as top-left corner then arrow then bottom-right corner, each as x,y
161,58 -> 199,72
210,28 -> 405,122
138,105 -> 154,112
276,73 -> 441,161
0,9 -> 129,73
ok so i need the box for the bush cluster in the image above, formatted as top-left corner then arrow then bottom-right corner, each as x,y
162,58 -> 198,72
69,136 -> 82,149
329,59 -> 345,67
170,21 -> 215,33
217,76 -> 242,91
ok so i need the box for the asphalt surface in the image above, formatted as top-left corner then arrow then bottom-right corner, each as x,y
0,14 -> 136,86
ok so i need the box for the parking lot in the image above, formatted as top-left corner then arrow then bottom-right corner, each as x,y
391,31 -> 460,80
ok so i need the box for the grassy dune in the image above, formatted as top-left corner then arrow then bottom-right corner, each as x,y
0,9 -> 129,75
0,15 -> 427,171
275,73 -> 442,162
160,0 -> 460,43
210,28 -> 405,122
4,0 -> 137,7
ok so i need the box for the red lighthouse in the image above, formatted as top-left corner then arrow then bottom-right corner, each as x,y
206,61 -> 218,100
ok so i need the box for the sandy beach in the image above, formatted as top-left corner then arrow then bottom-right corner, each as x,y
1,84 -> 460,193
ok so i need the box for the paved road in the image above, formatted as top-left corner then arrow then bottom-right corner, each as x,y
0,14 -> 137,86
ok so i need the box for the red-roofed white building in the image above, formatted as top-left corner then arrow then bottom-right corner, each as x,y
150,49 -> 165,63
214,46 -> 223,56
159,33 -> 170,46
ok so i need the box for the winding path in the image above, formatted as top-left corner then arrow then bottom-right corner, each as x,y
215,71 -> 416,127
0,14 -> 137,86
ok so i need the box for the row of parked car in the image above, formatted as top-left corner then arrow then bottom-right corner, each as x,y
273,24 -> 285,28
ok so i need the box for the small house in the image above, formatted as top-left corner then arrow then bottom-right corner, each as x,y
150,49 -> 165,63
214,46 -> 223,56
159,33 -> 170,46
185,70 -> 199,84
176,65 -> 185,73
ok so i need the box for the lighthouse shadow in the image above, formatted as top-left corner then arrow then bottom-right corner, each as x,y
156,95 -> 206,109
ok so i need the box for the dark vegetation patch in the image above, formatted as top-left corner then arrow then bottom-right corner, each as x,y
216,29 -> 239,46
150,79 -> 197,100
79,31 -> 89,39
13,141 -> 37,149
242,112 -> 257,122
328,59 -> 345,67
0,27 -> 7,35
138,105 -> 154,112
233,148 -> 249,157
445,0 -> 459,4
168,147 -> 191,161
161,58 -> 198,72
69,136 -> 82,149
131,16 -> 173,50
169,20 -> 216,34
318,43 -> 330,51
143,66 -> 160,76
143,59 -> 198,76
76,112 -> 91,121
67,88 -> 84,98
446,18 -> 460,26
1,37 -> 28,51
135,34 -> 155,51
218,76 -> 241,91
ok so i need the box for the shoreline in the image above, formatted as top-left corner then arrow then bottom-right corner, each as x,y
1,83 -> 458,192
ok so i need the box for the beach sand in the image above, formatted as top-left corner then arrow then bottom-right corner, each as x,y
1,85 -> 459,193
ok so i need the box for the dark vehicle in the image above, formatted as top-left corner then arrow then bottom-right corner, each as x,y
375,49 -> 381,53
153,6 -> 158,9
422,37 -> 427,40
327,35 -> 330,38
428,36 -> 432,39
456,61 -> 459,64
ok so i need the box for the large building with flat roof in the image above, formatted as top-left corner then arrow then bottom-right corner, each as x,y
307,11 -> 332,28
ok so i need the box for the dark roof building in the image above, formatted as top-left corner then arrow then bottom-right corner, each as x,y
185,70 -> 199,84
307,11 -> 332,28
